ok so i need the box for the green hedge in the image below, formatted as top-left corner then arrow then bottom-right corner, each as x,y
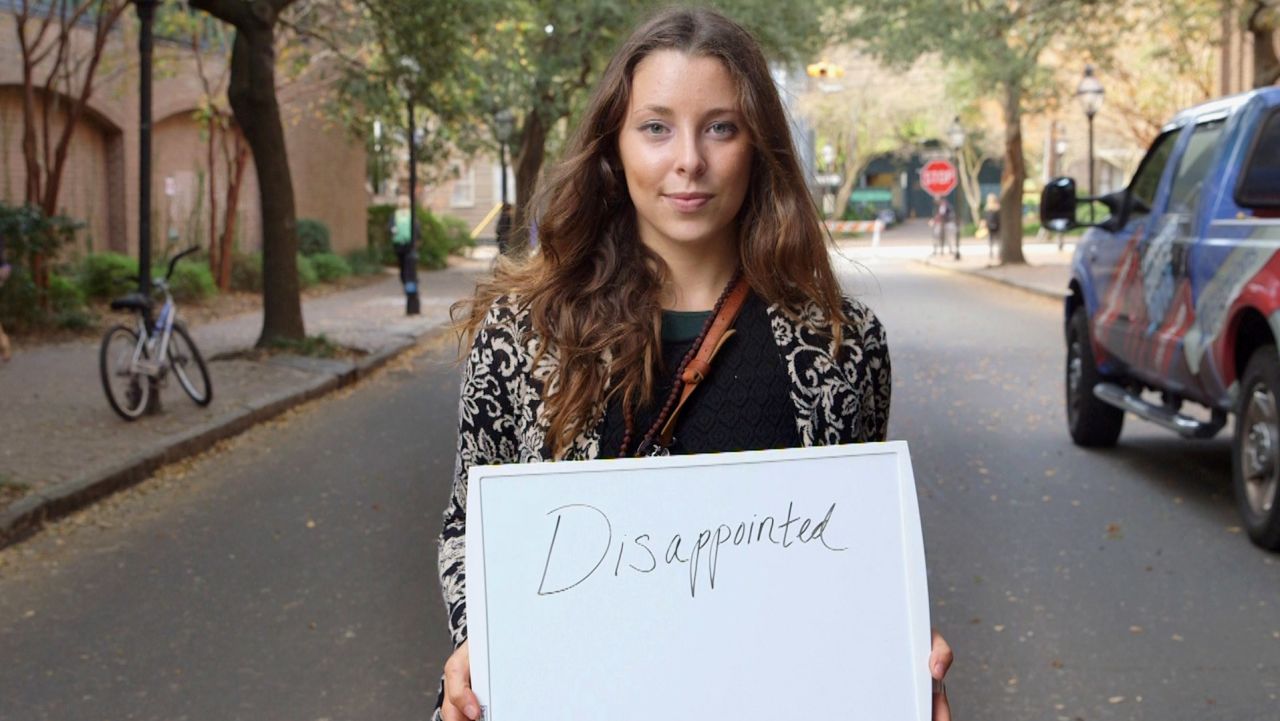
296,253 -> 319,288
344,248 -> 383,276
297,218 -> 332,256
310,252 -> 351,282
168,262 -> 216,302
78,253 -> 138,300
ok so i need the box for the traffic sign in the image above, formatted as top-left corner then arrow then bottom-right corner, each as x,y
919,160 -> 958,198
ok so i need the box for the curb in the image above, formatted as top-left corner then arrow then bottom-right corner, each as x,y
0,328 -> 446,549
914,258 -> 1067,301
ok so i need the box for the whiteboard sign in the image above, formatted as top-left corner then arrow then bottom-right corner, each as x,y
465,442 -> 930,721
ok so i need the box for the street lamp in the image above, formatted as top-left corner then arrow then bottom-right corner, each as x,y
398,57 -> 421,315
947,116 -> 966,261
494,108 -> 515,254
1076,64 -> 1104,222
133,0 -> 161,413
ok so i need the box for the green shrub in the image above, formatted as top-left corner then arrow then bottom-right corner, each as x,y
78,253 -> 138,300
297,218 -> 332,256
310,252 -> 351,282
296,253 -> 319,288
230,252 -> 263,292
48,273 -> 86,313
441,215 -> 475,256
0,267 -> 42,331
367,204 -> 396,263
344,247 -> 383,276
168,261 -> 217,302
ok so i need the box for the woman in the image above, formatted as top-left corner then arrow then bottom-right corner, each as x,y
436,7 -> 952,720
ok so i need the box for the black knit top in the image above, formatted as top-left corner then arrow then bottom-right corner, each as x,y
596,292 -> 800,457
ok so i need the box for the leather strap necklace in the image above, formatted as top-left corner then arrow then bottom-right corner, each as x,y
620,274 -> 751,457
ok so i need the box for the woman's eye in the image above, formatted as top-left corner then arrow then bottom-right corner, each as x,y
640,122 -> 668,136
708,121 -> 738,137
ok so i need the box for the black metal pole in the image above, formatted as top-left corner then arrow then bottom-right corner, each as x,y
1087,113 -> 1096,224
136,0 -> 156,298
496,139 -> 509,254
135,0 -> 162,414
404,99 -> 420,316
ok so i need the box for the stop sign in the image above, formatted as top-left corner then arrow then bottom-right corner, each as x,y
920,159 -> 958,198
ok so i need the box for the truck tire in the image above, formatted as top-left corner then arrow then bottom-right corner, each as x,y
1232,345 -> 1280,551
1066,308 -> 1124,447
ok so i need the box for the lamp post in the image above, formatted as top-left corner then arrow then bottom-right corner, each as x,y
494,108 -> 515,255
947,116 -> 966,261
134,0 -> 161,413
1076,65 -> 1104,222
135,0 -> 158,301
398,58 -> 421,315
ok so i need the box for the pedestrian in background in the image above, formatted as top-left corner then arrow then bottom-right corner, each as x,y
433,7 -> 953,721
391,195 -> 413,286
983,193 -> 1001,259
931,197 -> 955,255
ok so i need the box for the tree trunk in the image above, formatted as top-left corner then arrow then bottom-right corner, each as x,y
999,82 -> 1027,265
513,110 -> 547,254
226,24 -> 303,345
219,138 -> 249,291
1249,2 -> 1280,87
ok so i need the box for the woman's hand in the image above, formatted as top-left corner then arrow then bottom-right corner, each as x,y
442,640 -> 482,721
930,628 -> 954,721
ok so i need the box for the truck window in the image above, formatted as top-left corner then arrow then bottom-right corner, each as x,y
1236,109 -> 1280,209
1128,130 -> 1178,217
1167,119 -> 1226,217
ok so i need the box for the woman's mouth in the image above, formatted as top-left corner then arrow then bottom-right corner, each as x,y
664,192 -> 713,212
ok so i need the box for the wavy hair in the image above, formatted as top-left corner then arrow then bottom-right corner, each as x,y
453,6 -> 846,457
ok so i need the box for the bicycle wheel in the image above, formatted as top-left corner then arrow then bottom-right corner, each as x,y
168,321 -> 212,406
100,324 -> 149,421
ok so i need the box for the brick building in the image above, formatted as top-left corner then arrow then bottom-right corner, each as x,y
0,7 -> 367,258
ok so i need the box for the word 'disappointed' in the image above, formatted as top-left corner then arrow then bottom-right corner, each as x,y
536,501 -> 846,598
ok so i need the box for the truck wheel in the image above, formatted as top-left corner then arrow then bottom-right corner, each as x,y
1066,308 -> 1124,447
1233,345 -> 1280,550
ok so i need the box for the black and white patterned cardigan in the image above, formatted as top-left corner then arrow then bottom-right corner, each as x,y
436,292 -> 891,650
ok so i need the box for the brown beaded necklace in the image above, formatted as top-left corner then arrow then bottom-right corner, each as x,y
619,272 -> 743,457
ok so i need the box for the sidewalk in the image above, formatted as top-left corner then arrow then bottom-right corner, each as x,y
839,219 -> 1074,300
0,253 -> 492,546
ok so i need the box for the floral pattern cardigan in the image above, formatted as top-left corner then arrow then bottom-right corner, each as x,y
436,292 -> 891,651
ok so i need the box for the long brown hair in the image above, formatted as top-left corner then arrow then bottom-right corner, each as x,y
453,6 -> 846,457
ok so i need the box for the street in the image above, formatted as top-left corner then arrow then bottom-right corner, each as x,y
2,257 -> 1278,721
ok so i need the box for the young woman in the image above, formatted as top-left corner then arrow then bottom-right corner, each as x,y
435,7 -> 952,720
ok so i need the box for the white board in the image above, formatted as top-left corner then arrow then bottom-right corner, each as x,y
465,441 -> 930,721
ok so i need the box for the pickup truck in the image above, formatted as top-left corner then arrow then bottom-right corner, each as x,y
1041,87 -> 1280,550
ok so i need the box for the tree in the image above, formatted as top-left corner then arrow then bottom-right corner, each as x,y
799,48 -> 940,220
842,0 -> 1116,265
1248,1 -> 1280,87
1097,0 -> 1217,148
12,0 -> 129,290
187,0 -> 305,346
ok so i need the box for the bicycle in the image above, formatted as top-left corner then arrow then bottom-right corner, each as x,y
100,246 -> 213,420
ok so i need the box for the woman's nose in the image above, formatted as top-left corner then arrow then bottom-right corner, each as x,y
673,132 -> 707,177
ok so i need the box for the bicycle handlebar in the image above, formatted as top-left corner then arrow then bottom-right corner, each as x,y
164,246 -> 200,282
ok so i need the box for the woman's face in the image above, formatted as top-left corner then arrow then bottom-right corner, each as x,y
617,50 -> 752,257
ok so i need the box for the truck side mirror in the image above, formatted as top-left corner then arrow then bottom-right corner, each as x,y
1041,177 -> 1078,232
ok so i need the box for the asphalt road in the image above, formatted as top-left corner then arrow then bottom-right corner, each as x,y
1,257 -> 1277,721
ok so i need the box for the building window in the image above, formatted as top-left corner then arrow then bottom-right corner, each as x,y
450,163 -> 475,208
492,162 -> 516,205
